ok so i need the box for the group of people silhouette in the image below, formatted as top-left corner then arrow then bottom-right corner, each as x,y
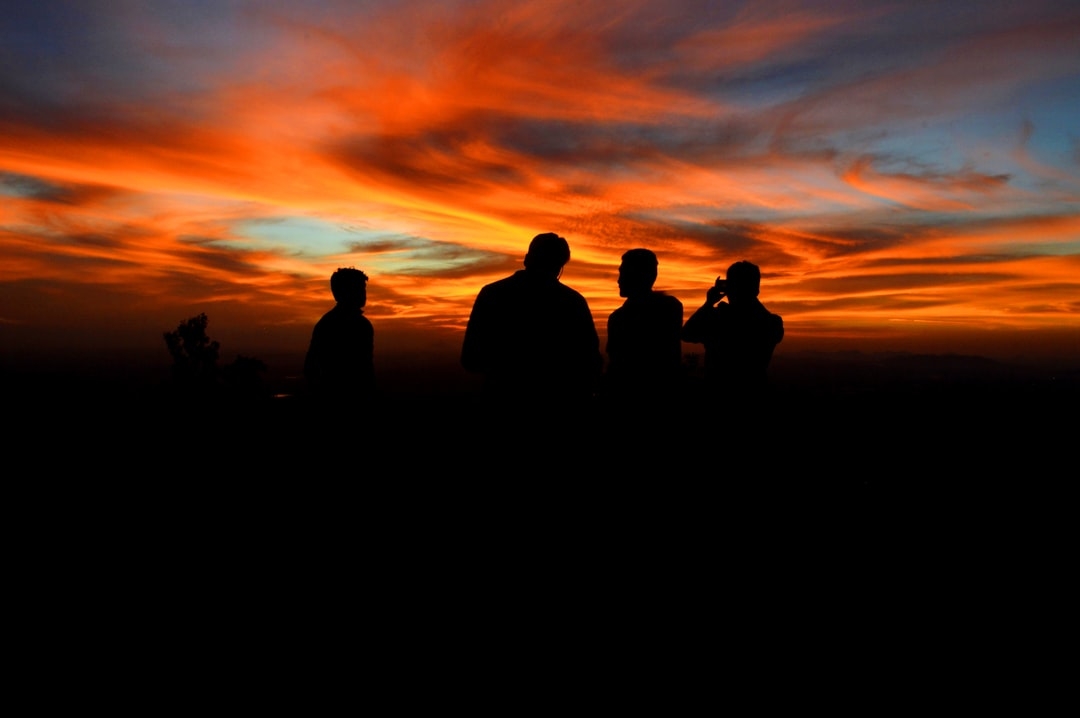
304,232 -> 784,406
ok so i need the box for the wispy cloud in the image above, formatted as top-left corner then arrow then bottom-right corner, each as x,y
1,0 -> 1078,362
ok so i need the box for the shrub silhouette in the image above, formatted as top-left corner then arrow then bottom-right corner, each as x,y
163,314 -> 268,401
164,313 -> 220,389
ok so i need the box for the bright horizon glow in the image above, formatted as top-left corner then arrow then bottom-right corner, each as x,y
2,0 -> 1078,369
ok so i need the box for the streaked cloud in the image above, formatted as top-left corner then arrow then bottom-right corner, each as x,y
1,0 -> 1078,364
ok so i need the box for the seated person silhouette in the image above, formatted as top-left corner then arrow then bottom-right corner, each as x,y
682,260 -> 783,398
461,232 -> 602,404
304,267 -> 375,399
604,248 -> 683,405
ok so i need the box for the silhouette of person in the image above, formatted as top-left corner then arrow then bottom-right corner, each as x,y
682,260 -> 783,397
461,232 -> 602,404
304,267 -> 375,399
604,249 -> 683,405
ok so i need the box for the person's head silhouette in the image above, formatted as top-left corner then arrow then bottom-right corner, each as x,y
523,233 -> 571,279
617,248 -> 658,299
725,261 -> 760,303
330,267 -> 369,309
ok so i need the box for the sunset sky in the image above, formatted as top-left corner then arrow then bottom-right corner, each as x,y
2,0 -> 1079,373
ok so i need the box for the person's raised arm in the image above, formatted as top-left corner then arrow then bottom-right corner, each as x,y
682,282 -> 722,343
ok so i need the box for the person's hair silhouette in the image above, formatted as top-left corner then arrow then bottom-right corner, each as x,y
604,249 -> 683,405
682,260 -> 783,397
304,267 -> 375,399
461,232 -> 601,404
523,232 -> 571,277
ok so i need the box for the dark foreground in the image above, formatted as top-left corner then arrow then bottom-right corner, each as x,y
10,354 -> 1076,490
8,359 -> 1073,650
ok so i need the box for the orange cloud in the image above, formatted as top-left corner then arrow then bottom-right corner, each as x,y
2,0 -> 1078,371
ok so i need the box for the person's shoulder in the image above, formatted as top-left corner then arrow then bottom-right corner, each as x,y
489,271 -> 520,287
479,271 -> 523,295
555,281 -> 589,302
652,292 -> 682,310
758,300 -> 782,320
312,306 -> 338,327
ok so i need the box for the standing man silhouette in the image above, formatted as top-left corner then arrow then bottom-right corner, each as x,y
304,267 -> 375,400
682,260 -> 783,398
462,232 -> 602,404
604,248 -> 683,405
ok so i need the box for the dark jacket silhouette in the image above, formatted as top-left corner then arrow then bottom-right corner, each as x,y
462,233 -> 601,402
604,249 -> 683,403
304,268 -> 374,399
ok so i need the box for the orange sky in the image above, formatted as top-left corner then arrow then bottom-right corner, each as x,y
2,0 -> 1078,371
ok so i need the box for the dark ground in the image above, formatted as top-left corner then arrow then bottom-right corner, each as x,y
8,351 -> 1072,640
8,349 -> 1076,486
